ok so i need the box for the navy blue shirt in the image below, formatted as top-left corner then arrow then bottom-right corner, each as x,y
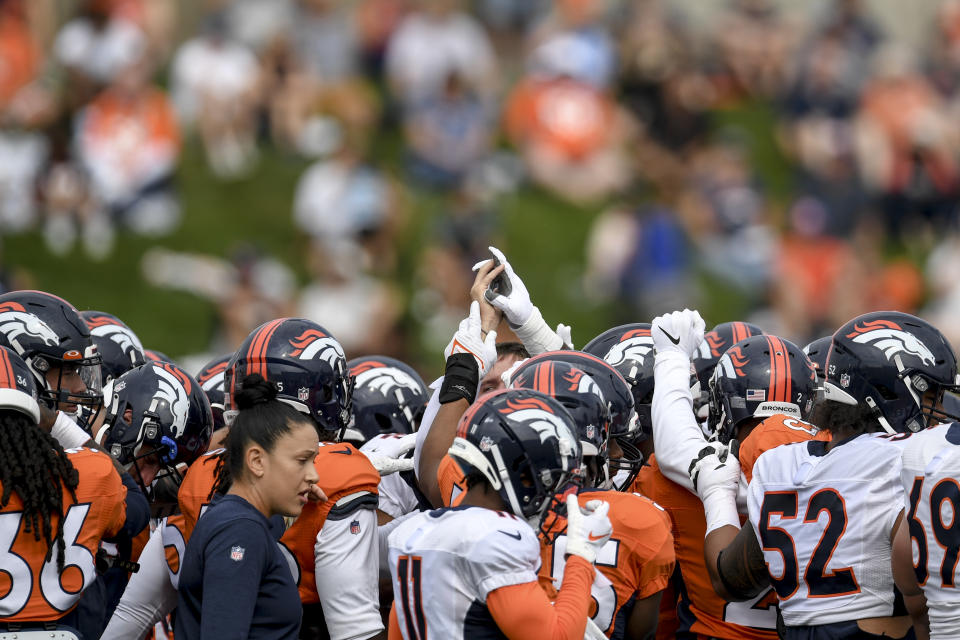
174,495 -> 301,640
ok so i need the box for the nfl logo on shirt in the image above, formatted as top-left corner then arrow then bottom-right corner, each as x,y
230,545 -> 245,561
350,520 -> 361,535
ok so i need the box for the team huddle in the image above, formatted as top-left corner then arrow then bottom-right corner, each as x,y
0,246 -> 958,640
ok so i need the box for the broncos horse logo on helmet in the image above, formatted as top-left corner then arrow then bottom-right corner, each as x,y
81,311 -> 146,386
346,356 -> 428,444
824,311 -> 960,434
225,318 -> 353,439
196,354 -> 231,432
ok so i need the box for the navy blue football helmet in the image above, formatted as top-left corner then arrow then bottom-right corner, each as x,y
509,359 -> 610,488
81,311 -> 145,386
448,388 -> 581,536
708,335 -> 818,443
0,291 -> 102,428
102,361 -> 213,512
824,312 -> 960,433
224,318 -> 353,439
803,336 -> 832,381
583,324 -> 655,438
345,355 -> 428,444
196,353 -> 231,432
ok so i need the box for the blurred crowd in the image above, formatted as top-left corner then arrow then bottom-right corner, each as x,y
3,0 -> 960,363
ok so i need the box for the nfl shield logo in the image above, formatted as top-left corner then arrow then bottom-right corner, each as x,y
350,520 -> 361,535
298,387 -> 310,401
585,425 -> 596,439
840,374 -> 851,388
230,545 -> 245,561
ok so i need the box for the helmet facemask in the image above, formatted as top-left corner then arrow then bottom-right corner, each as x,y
33,350 -> 103,430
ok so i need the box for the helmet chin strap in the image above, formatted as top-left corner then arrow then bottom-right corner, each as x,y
864,396 -> 896,434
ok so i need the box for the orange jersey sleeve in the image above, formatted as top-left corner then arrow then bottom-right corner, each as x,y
280,442 -> 380,605
489,556 -> 594,640
739,415 -> 829,484
0,447 -> 126,622
437,453 -> 467,508
177,448 -> 223,541
162,513 -> 188,580
645,457 -> 779,640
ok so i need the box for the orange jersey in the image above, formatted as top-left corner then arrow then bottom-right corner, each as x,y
161,513 -> 188,588
0,447 -> 126,622
176,448 -> 222,541
538,490 -> 675,638
738,414 -> 828,484
280,442 -> 380,605
437,453 -> 466,507
630,463 -> 680,640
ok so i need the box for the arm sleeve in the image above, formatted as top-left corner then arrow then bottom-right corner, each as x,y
315,504 -> 384,640
413,379 -> 443,485
487,556 -> 595,640
388,602 -> 402,640
199,521 -> 269,639
100,527 -> 177,640
107,472 -> 150,542
651,351 -> 707,491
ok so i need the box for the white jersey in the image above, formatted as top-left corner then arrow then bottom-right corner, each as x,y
361,433 -> 422,519
747,434 -> 905,627
388,505 -> 541,639
899,423 -> 960,640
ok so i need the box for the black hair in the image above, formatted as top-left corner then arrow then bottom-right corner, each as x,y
809,399 -> 878,439
212,374 -> 315,496
496,342 -> 529,360
0,409 -> 79,571
462,468 -> 491,492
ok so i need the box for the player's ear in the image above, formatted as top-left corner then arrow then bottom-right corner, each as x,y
244,444 -> 267,479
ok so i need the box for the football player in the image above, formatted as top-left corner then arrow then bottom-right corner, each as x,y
387,388 -> 612,639
647,310 -> 823,640
510,359 -> 676,639
0,347 -> 139,635
194,353 -> 232,447
346,355 -> 429,446
692,311 -> 960,639
802,336 -> 831,381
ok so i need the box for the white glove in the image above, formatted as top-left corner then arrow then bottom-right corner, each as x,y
473,246 -> 534,327
688,441 -> 741,535
556,323 -> 573,350
443,301 -> 498,377
366,455 -> 415,476
563,495 -> 612,564
652,309 -> 706,358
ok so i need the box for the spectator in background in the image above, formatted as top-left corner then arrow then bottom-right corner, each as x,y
385,0 -> 498,108
75,48 -> 180,241
54,0 -> 148,108
526,0 -> 616,90
855,44 -> 959,241
171,13 -> 260,178
505,64 -> 633,203
711,0 -> 793,101
293,133 -> 398,272
404,70 -> 494,189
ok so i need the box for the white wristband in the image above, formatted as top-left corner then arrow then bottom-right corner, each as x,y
512,306 -> 563,355
702,486 -> 741,536
50,412 -> 92,450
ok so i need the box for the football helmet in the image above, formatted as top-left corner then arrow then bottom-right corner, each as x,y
224,318 -> 353,439
509,359 -> 610,488
515,350 -> 641,483
708,335 -> 818,443
144,349 -> 175,364
196,353 -> 231,432
803,336 -> 831,381
80,311 -> 145,386
583,324 -> 655,437
448,388 -> 581,536
0,291 -> 102,427
102,361 -> 213,512
0,346 -> 42,424
823,311 -> 960,433
693,321 -> 765,413
345,355 -> 428,444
